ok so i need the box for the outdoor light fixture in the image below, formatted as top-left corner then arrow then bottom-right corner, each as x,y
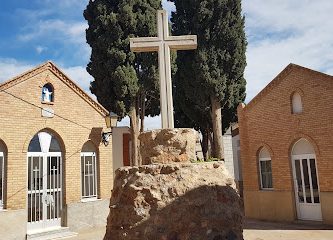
102,131 -> 111,146
102,112 -> 117,146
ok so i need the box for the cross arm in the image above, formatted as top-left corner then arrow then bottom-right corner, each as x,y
130,37 -> 160,52
167,35 -> 197,50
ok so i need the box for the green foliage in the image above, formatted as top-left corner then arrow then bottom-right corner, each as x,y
84,0 -> 161,118
171,0 -> 247,132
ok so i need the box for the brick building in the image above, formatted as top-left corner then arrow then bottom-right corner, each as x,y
0,61 -> 117,239
238,64 -> 333,224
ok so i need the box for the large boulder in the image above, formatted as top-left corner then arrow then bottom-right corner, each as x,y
104,162 -> 243,240
138,128 -> 197,165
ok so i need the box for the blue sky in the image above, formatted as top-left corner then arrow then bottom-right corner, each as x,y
1,0 -> 333,129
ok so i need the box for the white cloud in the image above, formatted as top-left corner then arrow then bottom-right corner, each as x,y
36,0 -> 88,11
117,0 -> 333,128
117,116 -> 130,127
62,65 -> 93,94
159,0 -> 333,103
35,45 -> 47,54
0,59 -> 34,83
0,58 -> 95,99
15,2 -> 89,61
162,0 -> 176,14
243,0 -> 333,101
144,116 -> 161,130
18,20 -> 87,43
3,0 -> 333,130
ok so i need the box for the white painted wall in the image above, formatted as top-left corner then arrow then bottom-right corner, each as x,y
232,134 -> 242,181
112,127 -> 130,177
223,131 -> 235,179
223,129 -> 242,181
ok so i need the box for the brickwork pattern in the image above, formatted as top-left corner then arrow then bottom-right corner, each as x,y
238,64 -> 333,222
0,62 -> 115,210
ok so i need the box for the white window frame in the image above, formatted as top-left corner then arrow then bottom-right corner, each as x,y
259,157 -> 273,190
0,151 -> 4,209
80,152 -> 98,201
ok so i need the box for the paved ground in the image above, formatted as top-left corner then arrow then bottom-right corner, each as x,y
243,219 -> 333,240
67,219 -> 333,240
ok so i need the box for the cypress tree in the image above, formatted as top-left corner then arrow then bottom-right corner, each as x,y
84,0 -> 161,165
171,0 -> 247,159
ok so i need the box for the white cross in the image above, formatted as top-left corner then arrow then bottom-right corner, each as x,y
130,10 -> 197,129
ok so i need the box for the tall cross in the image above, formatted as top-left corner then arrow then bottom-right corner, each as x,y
130,10 -> 197,129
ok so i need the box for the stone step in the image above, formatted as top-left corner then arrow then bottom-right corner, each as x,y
27,227 -> 78,240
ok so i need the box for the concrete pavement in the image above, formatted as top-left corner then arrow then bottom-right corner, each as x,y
243,219 -> 333,240
67,219 -> 333,240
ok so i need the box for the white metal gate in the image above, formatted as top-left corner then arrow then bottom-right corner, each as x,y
292,154 -> 322,221
27,152 -> 62,232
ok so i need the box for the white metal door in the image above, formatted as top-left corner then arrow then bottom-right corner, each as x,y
27,152 -> 62,232
292,154 -> 322,221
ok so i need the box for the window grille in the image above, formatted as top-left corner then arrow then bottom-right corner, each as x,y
81,152 -> 97,199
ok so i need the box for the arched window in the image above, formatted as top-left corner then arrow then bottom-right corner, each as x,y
292,92 -> 303,114
292,138 -> 315,155
0,141 -> 6,209
41,83 -> 54,102
259,147 -> 273,189
28,132 -> 61,153
81,141 -> 98,200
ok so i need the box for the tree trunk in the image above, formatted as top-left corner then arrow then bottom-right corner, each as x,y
140,92 -> 146,133
129,107 -> 140,166
201,128 -> 209,160
210,96 -> 224,160
208,131 -> 214,157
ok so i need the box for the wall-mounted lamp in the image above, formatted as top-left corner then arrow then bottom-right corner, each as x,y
102,112 -> 117,146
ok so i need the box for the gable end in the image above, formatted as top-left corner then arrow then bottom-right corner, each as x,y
0,61 -> 108,117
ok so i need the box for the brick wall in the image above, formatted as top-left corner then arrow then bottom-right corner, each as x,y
0,64 -> 115,210
238,64 -> 333,222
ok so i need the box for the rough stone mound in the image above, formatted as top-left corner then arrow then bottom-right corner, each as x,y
138,128 -> 197,165
104,162 -> 243,240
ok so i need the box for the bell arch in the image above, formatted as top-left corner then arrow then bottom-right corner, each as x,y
41,83 -> 54,102
291,91 -> 303,114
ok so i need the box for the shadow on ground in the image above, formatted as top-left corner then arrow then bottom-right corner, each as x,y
244,218 -> 333,231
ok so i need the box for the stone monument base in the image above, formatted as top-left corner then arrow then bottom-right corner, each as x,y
138,128 -> 197,165
104,162 -> 243,240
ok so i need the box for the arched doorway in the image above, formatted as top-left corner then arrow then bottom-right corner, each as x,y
0,140 -> 7,210
291,138 -> 322,221
27,131 -> 63,232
